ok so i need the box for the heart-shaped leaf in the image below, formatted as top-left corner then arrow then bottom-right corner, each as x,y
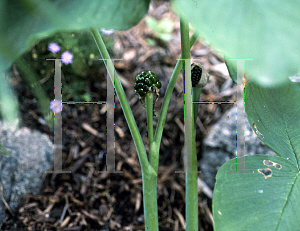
213,80 -> 300,230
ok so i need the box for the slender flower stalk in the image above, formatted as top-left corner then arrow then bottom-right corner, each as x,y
146,92 -> 154,144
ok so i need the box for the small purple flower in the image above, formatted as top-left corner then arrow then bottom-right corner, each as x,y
48,43 -> 60,53
50,100 -> 63,113
61,51 -> 73,65
101,28 -> 114,35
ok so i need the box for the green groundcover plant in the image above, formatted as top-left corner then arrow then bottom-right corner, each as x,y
145,16 -> 174,44
1,1 -> 300,230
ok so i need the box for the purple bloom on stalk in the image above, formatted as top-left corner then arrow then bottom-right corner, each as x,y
50,100 -> 63,113
48,43 -> 60,53
101,28 -> 114,35
61,51 -> 73,65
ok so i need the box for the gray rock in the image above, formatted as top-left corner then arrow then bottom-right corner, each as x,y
0,121 -> 53,223
200,106 -> 276,189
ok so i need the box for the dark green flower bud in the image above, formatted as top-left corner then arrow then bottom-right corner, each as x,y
134,71 -> 162,98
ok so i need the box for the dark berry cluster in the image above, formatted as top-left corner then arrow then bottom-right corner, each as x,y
191,65 -> 202,87
134,71 -> 162,97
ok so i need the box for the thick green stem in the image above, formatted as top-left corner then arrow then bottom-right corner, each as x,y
180,18 -> 198,231
143,164 -> 159,230
145,94 -> 159,230
91,28 -> 158,231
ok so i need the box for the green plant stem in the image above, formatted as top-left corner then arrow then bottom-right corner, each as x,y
192,87 -> 202,128
146,92 -> 159,174
91,28 -> 148,170
146,103 -> 159,230
154,32 -> 198,145
91,28 -> 158,231
152,31 -> 198,180
180,18 -> 198,231
146,92 -> 154,144
143,163 -> 159,230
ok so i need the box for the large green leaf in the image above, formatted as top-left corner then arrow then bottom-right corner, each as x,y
0,0 -> 150,74
213,155 -> 300,231
213,80 -> 300,230
173,0 -> 300,87
245,80 -> 300,167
